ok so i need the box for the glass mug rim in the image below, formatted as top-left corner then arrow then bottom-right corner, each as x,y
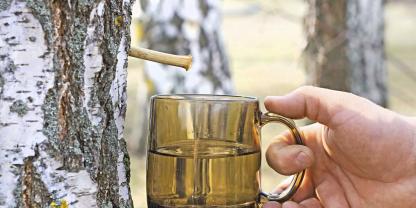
151,94 -> 258,103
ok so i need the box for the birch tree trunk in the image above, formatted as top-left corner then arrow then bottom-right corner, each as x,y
0,0 -> 133,207
304,0 -> 388,107
136,0 -> 234,154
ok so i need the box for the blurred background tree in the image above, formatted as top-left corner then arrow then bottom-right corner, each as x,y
135,0 -> 234,155
304,0 -> 388,107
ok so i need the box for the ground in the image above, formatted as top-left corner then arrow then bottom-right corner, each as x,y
125,0 -> 416,206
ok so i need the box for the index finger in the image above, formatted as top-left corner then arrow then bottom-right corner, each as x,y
264,86 -> 366,129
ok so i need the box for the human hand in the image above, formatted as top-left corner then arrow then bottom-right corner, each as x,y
263,86 -> 416,208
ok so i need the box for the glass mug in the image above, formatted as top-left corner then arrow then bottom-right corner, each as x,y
146,95 -> 305,207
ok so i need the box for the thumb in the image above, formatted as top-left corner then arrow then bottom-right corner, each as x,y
266,130 -> 315,175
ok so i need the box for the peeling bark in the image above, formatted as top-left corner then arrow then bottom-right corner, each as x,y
304,0 -> 387,107
0,0 -> 133,207
137,0 -> 234,154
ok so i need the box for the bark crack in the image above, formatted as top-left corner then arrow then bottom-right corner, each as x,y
22,145 -> 52,207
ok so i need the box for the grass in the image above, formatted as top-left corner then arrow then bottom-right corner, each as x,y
125,1 -> 416,207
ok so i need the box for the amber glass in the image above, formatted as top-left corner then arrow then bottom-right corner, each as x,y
146,95 -> 305,208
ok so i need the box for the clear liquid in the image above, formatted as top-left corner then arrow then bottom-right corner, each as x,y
147,139 -> 261,207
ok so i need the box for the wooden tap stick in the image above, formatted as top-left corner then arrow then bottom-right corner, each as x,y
128,47 -> 192,71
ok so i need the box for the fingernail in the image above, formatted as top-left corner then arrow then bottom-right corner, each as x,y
296,151 -> 311,167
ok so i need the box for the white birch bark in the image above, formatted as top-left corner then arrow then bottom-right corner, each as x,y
0,0 -> 133,207
304,0 -> 387,106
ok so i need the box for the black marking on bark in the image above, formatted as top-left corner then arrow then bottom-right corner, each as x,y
0,122 -> 18,126
0,0 -> 12,12
13,49 -> 26,52
7,42 -> 19,46
38,50 -> 50,59
4,36 -> 16,42
2,96 -> 14,101
10,100 -> 29,117
5,57 -> 16,72
16,90 -> 31,93
29,36 -> 36,42
0,73 -> 4,95
36,80 -> 43,87
18,16 -> 30,23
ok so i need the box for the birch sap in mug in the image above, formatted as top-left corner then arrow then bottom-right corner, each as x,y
146,95 -> 305,207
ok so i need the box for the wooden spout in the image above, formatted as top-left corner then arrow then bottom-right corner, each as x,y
128,47 -> 192,71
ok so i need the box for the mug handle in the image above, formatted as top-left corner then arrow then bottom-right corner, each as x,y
258,112 -> 306,203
